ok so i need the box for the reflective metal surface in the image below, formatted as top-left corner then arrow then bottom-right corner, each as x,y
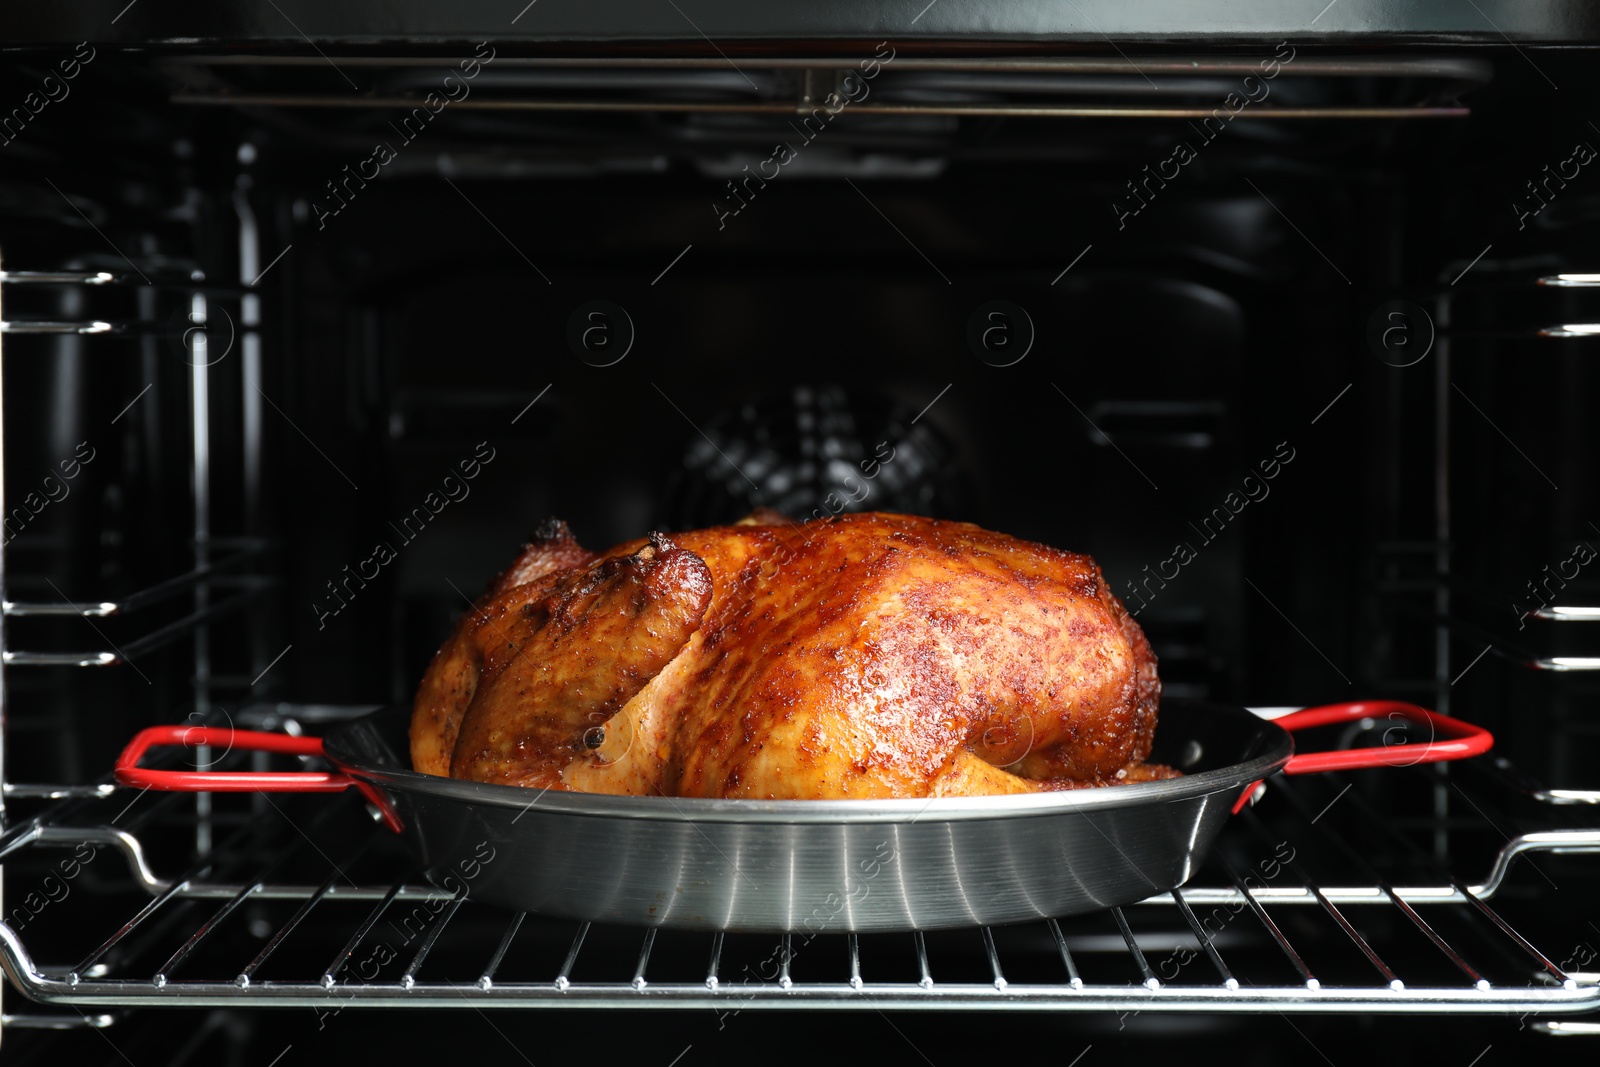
3,1 -> 1600,44
322,700 -> 1292,932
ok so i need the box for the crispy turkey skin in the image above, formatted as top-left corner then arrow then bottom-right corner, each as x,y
410,512 -> 1169,798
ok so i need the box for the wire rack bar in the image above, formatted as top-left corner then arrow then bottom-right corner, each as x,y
321,882 -> 406,988
1458,884 -> 1575,989
912,930 -> 933,990
173,92 -> 1475,120
2,784 -> 118,799
1110,907 -> 1160,990
401,895 -> 464,990
632,929 -> 657,990
3,587 -> 266,668
1171,889 -> 1238,990
980,926 -> 1007,990
69,820 -> 254,983
706,931 -> 725,990
1533,605 -> 1600,621
1,1012 -> 117,1028
0,320 -> 122,335
237,869 -> 343,986
776,933 -> 792,989
169,55 -> 1494,77
4,969 -> 1593,1013
154,882 -> 259,988
1392,887 -> 1489,988
1046,918 -> 1084,989
1229,866 -> 1319,988
4,544 -> 267,618
477,912 -> 525,990
1267,774 -> 1491,990
553,922 -> 589,993
0,270 -> 240,292
0,271 -> 121,286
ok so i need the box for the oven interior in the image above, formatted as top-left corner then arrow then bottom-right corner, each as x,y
0,36 -> 1598,1062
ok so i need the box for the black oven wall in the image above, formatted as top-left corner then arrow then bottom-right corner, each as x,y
1,39 -> 1590,862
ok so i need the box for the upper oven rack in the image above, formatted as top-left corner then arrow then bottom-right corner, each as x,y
161,53 -> 1487,122
0,705 -> 1596,1021
4,0 -> 1595,46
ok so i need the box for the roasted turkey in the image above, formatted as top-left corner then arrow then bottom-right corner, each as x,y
410,512 -> 1172,799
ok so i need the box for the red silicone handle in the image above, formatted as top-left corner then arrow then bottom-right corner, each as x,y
114,724 -> 402,831
1276,700 -> 1493,774
1231,700 -> 1493,814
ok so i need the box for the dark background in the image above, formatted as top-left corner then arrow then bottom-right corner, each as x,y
0,37 -> 1596,1063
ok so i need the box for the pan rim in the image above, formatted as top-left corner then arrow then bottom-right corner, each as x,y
324,699 -> 1294,824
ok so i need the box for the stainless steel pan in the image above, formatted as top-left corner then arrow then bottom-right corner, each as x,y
114,699 -> 1491,932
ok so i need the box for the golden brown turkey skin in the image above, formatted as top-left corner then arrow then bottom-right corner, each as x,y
409,518 -> 597,778
410,512 -> 1165,798
448,535 -> 713,788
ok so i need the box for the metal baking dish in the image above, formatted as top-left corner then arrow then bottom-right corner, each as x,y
114,699 -> 1491,932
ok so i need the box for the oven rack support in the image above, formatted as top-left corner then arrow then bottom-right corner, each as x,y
0,225 -> 277,851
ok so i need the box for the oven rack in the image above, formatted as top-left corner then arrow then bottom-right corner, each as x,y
6,0 -> 1598,46
0,731 -> 1597,1020
163,53 -> 1487,122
